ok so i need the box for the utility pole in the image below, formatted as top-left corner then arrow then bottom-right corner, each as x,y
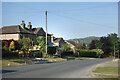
45,10 -> 47,55
114,45 -> 115,59
118,50 -> 119,59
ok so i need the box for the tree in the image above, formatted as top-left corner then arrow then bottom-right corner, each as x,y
108,33 -> 119,56
18,38 -> 32,57
94,40 -> 103,49
100,37 -> 111,57
35,37 -> 46,53
9,41 -> 15,50
61,43 -> 71,51
89,40 -> 96,50
18,37 -> 32,50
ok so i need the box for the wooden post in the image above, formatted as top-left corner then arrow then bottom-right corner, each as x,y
118,50 -> 119,59
114,46 -> 115,59
45,10 -> 47,55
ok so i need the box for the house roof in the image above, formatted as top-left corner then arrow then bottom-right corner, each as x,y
0,25 -> 35,34
66,40 -> 77,46
32,27 -> 43,34
54,38 -> 64,43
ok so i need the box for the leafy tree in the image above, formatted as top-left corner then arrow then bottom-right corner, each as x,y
61,43 -> 71,51
94,40 -> 103,49
89,40 -> 96,50
36,37 -> 46,53
100,37 -> 111,57
18,37 -> 32,50
18,37 -> 32,57
108,33 -> 119,56
9,41 -> 15,50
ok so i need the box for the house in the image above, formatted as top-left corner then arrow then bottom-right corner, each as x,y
50,34 -> 65,48
0,20 -> 52,43
65,40 -> 78,53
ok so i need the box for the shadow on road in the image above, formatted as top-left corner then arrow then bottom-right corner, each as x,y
2,70 -> 17,74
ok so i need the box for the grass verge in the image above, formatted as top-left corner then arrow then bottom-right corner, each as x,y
2,58 -> 38,68
93,67 -> 118,74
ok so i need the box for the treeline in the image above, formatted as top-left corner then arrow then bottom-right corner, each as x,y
89,33 -> 119,57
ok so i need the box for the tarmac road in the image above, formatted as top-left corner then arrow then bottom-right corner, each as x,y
2,59 -> 111,78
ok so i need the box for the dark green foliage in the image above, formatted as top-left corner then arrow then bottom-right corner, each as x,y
47,46 -> 56,55
60,43 -> 71,51
77,49 -> 102,58
35,37 -> 46,53
2,49 -> 19,58
89,40 -> 96,50
100,37 -> 112,57
2,39 -> 19,50
31,52 -> 43,58
61,51 -> 74,56
18,37 -> 32,50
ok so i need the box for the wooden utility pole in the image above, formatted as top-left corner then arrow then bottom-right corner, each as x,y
114,45 -> 115,59
45,10 -> 47,55
118,50 -> 119,59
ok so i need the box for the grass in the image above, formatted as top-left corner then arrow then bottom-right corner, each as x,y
93,67 -> 118,74
2,58 -> 38,68
95,74 -> 119,78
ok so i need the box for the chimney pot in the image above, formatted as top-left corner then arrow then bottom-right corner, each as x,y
21,20 -> 25,28
28,22 -> 32,29
29,22 -> 31,25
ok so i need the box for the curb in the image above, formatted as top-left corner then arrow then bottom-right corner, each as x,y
89,60 -> 116,78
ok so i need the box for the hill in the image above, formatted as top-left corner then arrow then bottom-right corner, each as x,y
69,36 -> 100,45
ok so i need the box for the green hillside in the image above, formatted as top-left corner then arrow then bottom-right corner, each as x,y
69,36 -> 100,44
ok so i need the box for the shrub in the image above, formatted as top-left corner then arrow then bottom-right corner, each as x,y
77,49 -> 102,58
2,49 -> 19,58
47,46 -> 56,55
9,41 -> 15,50
31,52 -> 43,58
2,39 -> 19,50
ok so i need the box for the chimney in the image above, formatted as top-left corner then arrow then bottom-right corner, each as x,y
51,34 -> 54,42
20,20 -> 26,29
28,22 -> 32,29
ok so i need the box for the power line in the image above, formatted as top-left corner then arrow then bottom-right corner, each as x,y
49,3 -> 117,13
49,12 -> 117,29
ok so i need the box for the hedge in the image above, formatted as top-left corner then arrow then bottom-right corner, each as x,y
77,49 -> 103,58
47,46 -> 56,55
2,49 -> 19,58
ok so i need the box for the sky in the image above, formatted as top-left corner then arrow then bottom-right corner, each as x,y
2,2 -> 118,40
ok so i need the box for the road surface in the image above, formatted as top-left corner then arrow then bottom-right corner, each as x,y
2,59 -> 111,78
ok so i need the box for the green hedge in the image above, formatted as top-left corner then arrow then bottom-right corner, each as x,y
31,52 -> 43,58
77,49 -> 103,58
2,49 -> 19,58
47,46 -> 56,55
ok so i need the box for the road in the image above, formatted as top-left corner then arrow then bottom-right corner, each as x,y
2,59 -> 111,78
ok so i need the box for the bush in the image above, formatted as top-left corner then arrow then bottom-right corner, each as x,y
31,52 -> 43,58
77,49 -> 102,58
9,41 -> 15,50
47,46 -> 56,55
2,39 -> 19,50
2,49 -> 19,58
61,51 -> 74,56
